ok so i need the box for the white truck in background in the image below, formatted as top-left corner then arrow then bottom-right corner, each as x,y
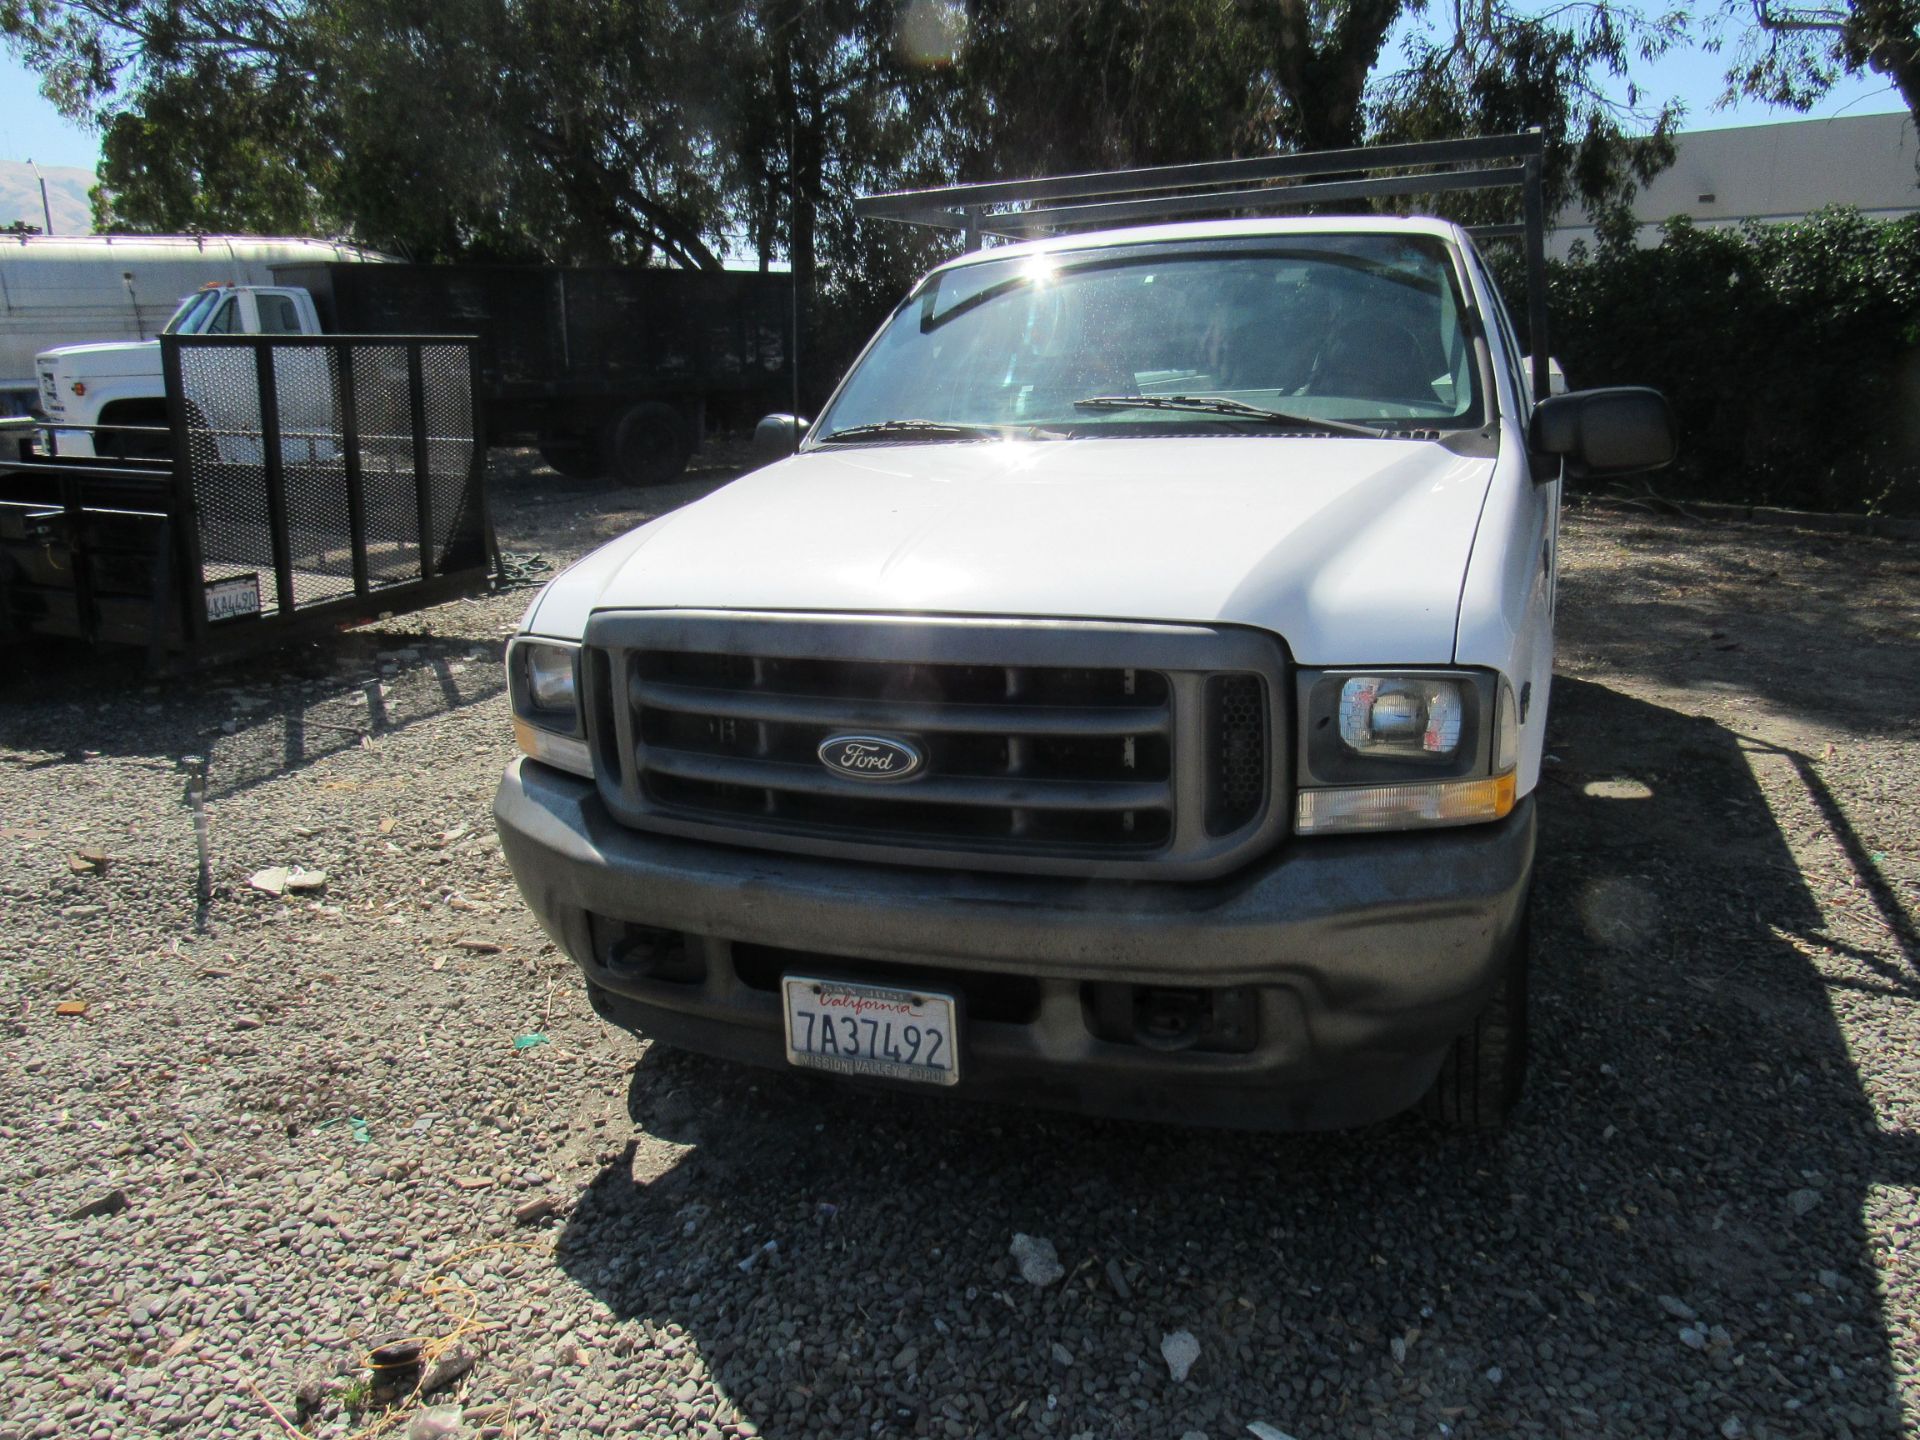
33,261 -> 797,480
31,283 -> 335,460
1,234 -> 387,420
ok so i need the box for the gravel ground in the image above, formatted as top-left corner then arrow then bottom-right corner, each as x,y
2,458 -> 1918,1440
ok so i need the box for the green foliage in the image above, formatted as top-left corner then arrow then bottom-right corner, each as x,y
1507,209 -> 1920,513
1722,0 -> 1920,125
92,60 -> 330,234
952,0 -> 1271,171
1372,0 -> 1686,225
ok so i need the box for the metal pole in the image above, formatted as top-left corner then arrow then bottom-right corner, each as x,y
60,469 -> 96,643
28,159 -> 53,234
161,336 -> 211,650
788,117 -> 801,437
253,342 -> 297,617
466,341 -> 501,580
337,342 -> 371,599
407,343 -> 437,581
1522,150 -> 1550,403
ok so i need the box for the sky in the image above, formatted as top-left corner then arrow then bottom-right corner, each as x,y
2,25 -> 1911,177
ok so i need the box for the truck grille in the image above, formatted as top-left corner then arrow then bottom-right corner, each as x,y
582,612 -> 1289,878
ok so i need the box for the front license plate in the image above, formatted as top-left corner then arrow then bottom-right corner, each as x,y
782,975 -> 960,1086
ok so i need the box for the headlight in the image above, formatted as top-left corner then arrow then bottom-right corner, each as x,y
526,644 -> 577,711
508,637 -> 592,778
1296,669 -> 1517,835
1337,676 -> 1465,758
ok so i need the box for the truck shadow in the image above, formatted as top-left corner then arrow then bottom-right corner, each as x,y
1558,511 -> 1920,740
554,675 -> 1910,1438
0,629 -> 505,802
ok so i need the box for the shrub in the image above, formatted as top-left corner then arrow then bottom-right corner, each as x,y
1496,208 -> 1920,515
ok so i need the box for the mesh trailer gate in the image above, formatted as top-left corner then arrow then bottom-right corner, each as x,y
0,332 -> 497,663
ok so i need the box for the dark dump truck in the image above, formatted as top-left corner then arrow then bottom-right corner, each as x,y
271,262 -> 795,484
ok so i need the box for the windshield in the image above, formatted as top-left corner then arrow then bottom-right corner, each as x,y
162,290 -> 224,335
813,234 -> 1483,442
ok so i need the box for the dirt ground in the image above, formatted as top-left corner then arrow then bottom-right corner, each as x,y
2,453 -> 1917,1440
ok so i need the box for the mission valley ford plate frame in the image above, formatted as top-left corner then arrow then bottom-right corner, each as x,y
782,975 -> 961,1085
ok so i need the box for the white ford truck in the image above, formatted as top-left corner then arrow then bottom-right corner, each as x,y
493,148 -> 1674,1131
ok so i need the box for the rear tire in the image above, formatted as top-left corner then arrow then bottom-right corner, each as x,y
602,401 -> 691,486
1421,906 -> 1531,1131
537,437 -> 605,479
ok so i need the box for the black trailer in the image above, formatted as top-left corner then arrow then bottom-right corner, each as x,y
272,262 -> 794,485
0,331 -> 495,664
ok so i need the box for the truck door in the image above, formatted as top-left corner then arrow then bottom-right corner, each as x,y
244,289 -> 334,463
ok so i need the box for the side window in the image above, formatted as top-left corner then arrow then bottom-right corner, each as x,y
257,293 -> 304,335
205,296 -> 240,335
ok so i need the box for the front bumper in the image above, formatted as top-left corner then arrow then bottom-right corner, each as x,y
495,757 -> 1535,1129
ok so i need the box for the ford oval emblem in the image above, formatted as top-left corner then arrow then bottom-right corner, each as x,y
818,734 -> 925,782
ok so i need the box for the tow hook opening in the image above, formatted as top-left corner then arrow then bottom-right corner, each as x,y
590,917 -> 706,986
1085,983 -> 1258,1054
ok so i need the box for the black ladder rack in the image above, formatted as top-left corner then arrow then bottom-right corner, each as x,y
854,130 -> 1551,401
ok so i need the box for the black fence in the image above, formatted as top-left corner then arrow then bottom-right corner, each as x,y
0,332 -> 495,663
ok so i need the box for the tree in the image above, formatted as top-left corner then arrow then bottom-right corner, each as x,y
91,59 -> 331,234
950,0 -> 1271,172
1371,0 -> 1686,224
1723,0 -> 1920,123
1248,0 -> 1407,151
2,0 -> 733,264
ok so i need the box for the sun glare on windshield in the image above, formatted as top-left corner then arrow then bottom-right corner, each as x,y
814,234 -> 1483,441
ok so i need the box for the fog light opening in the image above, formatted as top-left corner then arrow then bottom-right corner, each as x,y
1134,988 -> 1207,1052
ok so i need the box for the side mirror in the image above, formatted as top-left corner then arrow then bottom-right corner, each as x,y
1528,387 -> 1676,479
753,413 -> 809,460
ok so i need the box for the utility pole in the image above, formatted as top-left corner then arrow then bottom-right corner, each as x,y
27,158 -> 54,234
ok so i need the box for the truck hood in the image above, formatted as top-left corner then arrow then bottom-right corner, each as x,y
38,340 -> 161,379
532,436 -> 1498,665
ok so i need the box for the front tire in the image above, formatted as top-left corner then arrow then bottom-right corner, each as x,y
1421,907 -> 1531,1131
96,400 -> 173,462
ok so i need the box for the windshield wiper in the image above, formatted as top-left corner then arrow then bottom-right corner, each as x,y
817,418 -> 1004,444
1072,394 -> 1388,438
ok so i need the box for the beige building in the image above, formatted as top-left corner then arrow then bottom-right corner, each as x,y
1551,111 -> 1920,255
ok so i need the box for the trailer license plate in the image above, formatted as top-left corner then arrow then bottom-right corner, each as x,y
204,573 -> 262,622
782,976 -> 959,1086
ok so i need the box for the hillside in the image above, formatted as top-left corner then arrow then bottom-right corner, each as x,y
0,159 -> 97,234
